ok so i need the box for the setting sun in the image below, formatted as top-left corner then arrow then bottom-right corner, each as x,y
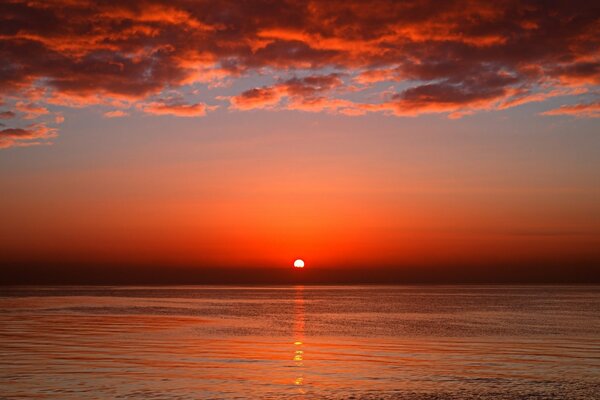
1,1 -> 598,399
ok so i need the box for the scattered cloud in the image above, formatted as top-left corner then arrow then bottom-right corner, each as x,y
1,0 -> 599,148
15,102 -> 49,119
231,74 -> 353,113
0,124 -> 57,149
104,110 -> 129,118
230,87 -> 283,110
0,111 -> 16,119
541,101 -> 600,118
140,99 -> 215,117
354,69 -> 398,85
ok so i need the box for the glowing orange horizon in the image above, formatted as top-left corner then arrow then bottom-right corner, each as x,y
0,1 -> 599,283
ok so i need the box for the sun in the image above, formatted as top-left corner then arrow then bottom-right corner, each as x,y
293,259 -> 305,268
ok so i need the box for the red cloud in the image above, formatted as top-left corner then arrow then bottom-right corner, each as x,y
230,87 -> 283,110
0,124 -> 56,148
140,100 -> 214,117
551,62 -> 600,85
541,101 -> 600,118
15,102 -> 49,119
104,110 -> 129,118
231,73 -> 345,111
1,0 -> 599,147
0,111 -> 16,119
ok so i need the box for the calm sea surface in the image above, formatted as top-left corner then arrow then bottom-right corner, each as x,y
0,286 -> 598,399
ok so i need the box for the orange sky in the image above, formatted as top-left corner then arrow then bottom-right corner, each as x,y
2,114 -> 599,279
1,1 -> 599,283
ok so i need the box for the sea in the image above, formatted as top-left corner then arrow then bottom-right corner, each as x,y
0,286 -> 598,399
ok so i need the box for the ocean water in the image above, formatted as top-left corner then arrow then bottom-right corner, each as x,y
0,286 -> 598,399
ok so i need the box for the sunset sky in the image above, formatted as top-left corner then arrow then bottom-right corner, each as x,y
1,0 -> 599,283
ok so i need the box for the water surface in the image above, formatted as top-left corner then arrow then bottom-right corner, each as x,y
1,286 -> 599,399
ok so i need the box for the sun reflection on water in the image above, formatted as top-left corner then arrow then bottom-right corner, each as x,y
1,287 -> 598,399
293,286 -> 305,391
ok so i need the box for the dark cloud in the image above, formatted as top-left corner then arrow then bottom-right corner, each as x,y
230,87 -> 282,110
284,74 -> 343,97
0,111 -> 15,119
388,70 -> 522,115
0,124 -> 56,148
0,0 -> 598,146
231,73 -> 344,110
0,128 -> 37,138
550,62 -> 600,85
